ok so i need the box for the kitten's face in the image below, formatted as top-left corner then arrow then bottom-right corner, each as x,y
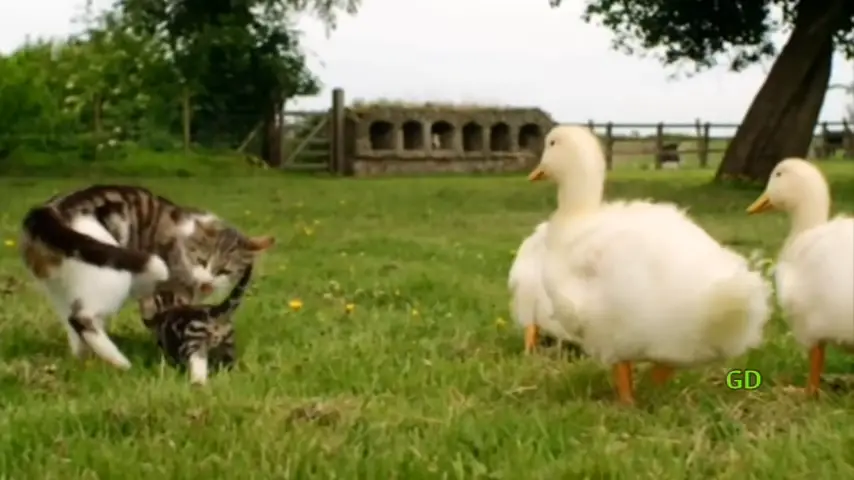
182,224 -> 274,299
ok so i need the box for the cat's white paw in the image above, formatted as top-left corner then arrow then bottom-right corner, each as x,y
144,255 -> 169,283
130,255 -> 169,299
188,353 -> 208,385
80,329 -> 132,370
112,356 -> 132,370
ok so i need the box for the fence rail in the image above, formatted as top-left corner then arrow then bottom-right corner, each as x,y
581,119 -> 854,169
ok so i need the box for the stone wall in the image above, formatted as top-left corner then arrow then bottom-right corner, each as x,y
346,104 -> 555,176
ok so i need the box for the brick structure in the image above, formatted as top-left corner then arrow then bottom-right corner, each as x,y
348,103 -> 555,175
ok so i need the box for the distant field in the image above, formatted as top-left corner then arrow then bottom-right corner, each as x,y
2,162 -> 854,477
607,138 -> 730,168
602,135 -> 843,169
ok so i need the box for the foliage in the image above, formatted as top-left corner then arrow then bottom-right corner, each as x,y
0,0 -> 359,169
552,0 -> 854,72
0,42 -> 74,156
549,0 -> 853,183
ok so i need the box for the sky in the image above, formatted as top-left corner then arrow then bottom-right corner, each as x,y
2,0 -> 852,137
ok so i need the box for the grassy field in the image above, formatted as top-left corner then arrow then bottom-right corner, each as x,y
2,162 -> 854,478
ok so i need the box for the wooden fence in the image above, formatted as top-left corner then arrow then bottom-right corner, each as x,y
585,119 -> 854,170
275,88 -> 854,175
275,88 -> 350,175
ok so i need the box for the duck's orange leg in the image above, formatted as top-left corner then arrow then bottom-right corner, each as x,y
806,343 -> 825,398
524,325 -> 539,354
650,363 -> 676,386
613,361 -> 635,405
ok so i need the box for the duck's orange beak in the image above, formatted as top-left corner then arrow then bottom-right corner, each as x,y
746,192 -> 773,214
528,166 -> 546,181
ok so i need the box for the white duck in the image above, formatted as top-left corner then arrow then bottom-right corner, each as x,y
508,221 -> 580,353
529,125 -> 771,405
746,157 -> 854,397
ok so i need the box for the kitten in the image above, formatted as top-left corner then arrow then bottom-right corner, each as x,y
144,264 -> 253,385
20,184 -> 274,370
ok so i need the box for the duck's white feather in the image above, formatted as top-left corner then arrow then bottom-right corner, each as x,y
508,222 -> 574,341
776,215 -> 854,348
543,199 -> 772,366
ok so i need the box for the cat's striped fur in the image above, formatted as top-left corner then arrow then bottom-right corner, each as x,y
20,184 -> 274,370
145,264 -> 254,384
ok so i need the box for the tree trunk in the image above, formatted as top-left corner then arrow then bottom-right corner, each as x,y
714,0 -> 845,183
181,87 -> 192,153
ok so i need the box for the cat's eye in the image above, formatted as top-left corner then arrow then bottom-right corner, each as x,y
198,258 -> 209,268
217,268 -> 232,276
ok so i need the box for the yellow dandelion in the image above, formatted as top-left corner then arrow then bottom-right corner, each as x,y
289,299 -> 303,311
345,303 -> 355,314
312,219 -> 320,225
3,239 -> 14,247
495,317 -> 507,328
303,227 -> 314,236
411,309 -> 419,317
394,289 -> 400,296
244,210 -> 251,215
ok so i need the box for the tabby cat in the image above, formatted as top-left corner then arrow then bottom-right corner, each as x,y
144,263 -> 253,385
21,184 -> 274,370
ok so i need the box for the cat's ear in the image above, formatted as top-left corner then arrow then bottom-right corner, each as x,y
245,235 -> 275,252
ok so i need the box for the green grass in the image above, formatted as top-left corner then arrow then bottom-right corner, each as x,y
2,161 -> 854,478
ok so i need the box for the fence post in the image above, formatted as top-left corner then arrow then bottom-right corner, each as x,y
820,121 -> 830,158
181,88 -> 192,154
604,122 -> 614,170
701,122 -> 711,167
654,123 -> 664,170
694,119 -> 705,167
843,118 -> 854,159
331,88 -> 346,175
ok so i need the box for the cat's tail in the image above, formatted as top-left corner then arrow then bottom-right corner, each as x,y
23,206 -> 168,282
210,264 -> 254,318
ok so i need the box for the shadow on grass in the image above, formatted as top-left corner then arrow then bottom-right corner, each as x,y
1,330 -> 162,367
494,329 -> 586,361
112,332 -> 164,368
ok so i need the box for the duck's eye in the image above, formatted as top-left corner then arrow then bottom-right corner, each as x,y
774,171 -> 782,177
549,140 -> 556,147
